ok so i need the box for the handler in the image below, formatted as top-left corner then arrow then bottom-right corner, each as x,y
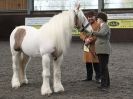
80,11 -> 101,83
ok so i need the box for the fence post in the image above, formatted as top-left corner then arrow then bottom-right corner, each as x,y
98,0 -> 104,12
27,0 -> 33,15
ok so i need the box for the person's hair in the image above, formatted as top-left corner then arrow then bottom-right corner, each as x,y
86,11 -> 95,17
96,12 -> 107,22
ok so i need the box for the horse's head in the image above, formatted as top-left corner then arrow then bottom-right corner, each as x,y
73,2 -> 92,33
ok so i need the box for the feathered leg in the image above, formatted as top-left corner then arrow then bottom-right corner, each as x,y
41,54 -> 52,96
53,55 -> 64,93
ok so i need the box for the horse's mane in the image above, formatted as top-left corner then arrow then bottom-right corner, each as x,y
40,10 -> 75,33
40,10 -> 75,54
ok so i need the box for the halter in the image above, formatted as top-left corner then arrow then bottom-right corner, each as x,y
74,10 -> 90,32
80,23 -> 90,32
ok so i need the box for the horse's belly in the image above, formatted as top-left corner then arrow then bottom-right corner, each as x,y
21,39 -> 41,57
22,44 -> 41,57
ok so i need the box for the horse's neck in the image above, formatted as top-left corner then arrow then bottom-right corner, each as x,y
52,11 -> 74,53
39,11 -> 74,54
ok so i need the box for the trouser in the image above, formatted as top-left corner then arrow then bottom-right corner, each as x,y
86,63 -> 101,80
97,54 -> 110,87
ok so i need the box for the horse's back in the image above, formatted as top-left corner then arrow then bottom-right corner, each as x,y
10,26 -> 37,41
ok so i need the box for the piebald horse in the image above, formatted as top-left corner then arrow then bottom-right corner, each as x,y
10,5 -> 92,95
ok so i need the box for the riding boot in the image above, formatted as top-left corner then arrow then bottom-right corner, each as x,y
86,63 -> 93,80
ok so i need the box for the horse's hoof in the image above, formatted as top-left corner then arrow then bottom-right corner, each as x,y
54,89 -> 64,93
41,90 -> 52,96
41,88 -> 52,96
54,86 -> 64,93
24,78 -> 28,84
21,79 -> 28,85
12,81 -> 21,89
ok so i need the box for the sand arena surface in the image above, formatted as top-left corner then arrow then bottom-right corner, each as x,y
0,41 -> 133,99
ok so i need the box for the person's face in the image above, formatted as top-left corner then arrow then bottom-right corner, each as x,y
96,18 -> 102,24
87,16 -> 95,24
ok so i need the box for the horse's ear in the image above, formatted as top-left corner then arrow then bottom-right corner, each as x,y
74,0 -> 80,11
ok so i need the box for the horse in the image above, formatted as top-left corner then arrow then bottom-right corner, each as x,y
10,5 -> 92,96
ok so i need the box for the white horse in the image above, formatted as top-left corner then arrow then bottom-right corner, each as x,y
10,5 -> 92,96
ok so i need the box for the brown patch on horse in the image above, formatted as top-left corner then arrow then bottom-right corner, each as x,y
14,28 -> 26,51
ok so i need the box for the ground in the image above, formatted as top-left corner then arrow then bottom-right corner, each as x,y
0,41 -> 133,99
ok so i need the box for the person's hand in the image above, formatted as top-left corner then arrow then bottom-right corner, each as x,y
85,37 -> 93,45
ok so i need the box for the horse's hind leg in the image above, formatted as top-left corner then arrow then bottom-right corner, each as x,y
53,55 -> 64,93
19,52 -> 30,85
11,51 -> 21,88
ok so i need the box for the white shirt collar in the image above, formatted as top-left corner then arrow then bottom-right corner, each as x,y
100,22 -> 104,27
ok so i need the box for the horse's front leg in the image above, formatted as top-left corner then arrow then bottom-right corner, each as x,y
53,55 -> 64,93
41,54 -> 52,96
